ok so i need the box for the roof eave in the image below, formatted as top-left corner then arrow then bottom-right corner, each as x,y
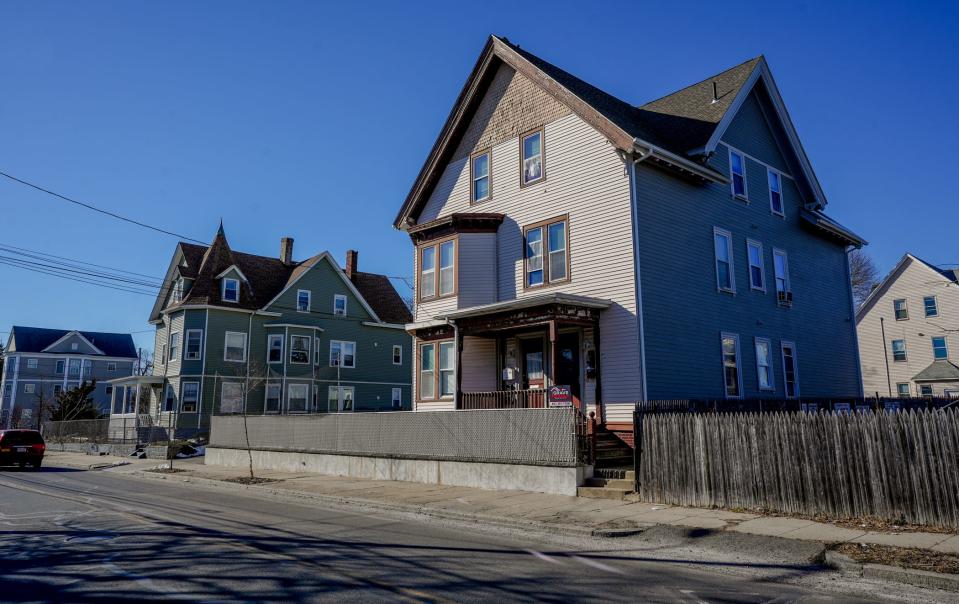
633,139 -> 728,184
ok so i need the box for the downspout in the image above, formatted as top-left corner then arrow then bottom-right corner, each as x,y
845,246 -> 866,397
627,151 -> 652,403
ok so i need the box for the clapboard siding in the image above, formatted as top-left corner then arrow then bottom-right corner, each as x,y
457,233 -> 497,309
857,257 -> 959,396
415,111 -> 640,414
461,336 -> 498,392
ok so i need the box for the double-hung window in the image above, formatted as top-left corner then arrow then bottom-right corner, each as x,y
297,290 -> 311,313
172,278 -> 184,303
287,384 -> 309,414
891,339 -> 907,362
328,386 -> 355,412
290,335 -> 311,364
392,387 -> 402,409
729,150 -> 747,198
754,337 -> 774,391
181,382 -> 199,413
333,294 -> 347,316
222,278 -> 239,303
893,299 -> 908,320
747,240 -> 765,291
26,358 -> 38,369
773,249 -> 790,295
55,359 -> 65,375
106,361 -> 117,371
521,127 -> 544,186
419,343 -> 435,400
714,228 -> 735,293
392,344 -> 403,365
168,332 -> 180,362
329,340 -> 356,368
314,337 -> 322,365
265,383 -> 281,414
920,385 -> 934,397
924,296 -> 939,318
932,336 -> 949,360
470,150 -> 490,203
768,169 -> 784,216
417,340 -> 455,400
418,238 -> 456,300
185,329 -> 202,360
781,341 -> 799,398
896,383 -> 911,397
220,382 -> 244,414
524,217 -> 568,288
721,333 -> 742,398
224,331 -> 247,362
268,334 -> 283,364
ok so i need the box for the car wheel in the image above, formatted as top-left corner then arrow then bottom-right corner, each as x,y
32,461 -> 42,471
18,461 -> 26,469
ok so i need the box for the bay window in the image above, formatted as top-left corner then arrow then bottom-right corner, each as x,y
417,340 -> 455,400
418,237 -> 457,300
224,331 -> 247,362
290,335 -> 311,364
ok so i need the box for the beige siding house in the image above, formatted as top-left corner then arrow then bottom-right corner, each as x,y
857,254 -> 959,398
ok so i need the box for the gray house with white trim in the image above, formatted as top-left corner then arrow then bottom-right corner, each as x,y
395,36 -> 866,438
1,326 -> 137,426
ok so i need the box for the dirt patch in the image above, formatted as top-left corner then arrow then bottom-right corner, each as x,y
832,542 -> 959,575
750,508 -> 955,534
145,467 -> 188,474
222,476 -> 279,485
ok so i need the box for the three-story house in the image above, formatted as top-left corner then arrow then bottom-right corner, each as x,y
395,36 -> 866,439
109,224 -> 412,439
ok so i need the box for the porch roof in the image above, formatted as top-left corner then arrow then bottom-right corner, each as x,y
436,292 -> 612,321
107,375 -> 166,386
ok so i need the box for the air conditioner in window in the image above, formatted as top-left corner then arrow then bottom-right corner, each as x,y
777,290 -> 793,307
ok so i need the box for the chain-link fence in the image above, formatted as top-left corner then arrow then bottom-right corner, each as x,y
210,408 -> 586,467
41,415 -> 202,446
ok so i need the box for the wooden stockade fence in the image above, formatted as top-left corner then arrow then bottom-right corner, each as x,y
636,408 -> 959,528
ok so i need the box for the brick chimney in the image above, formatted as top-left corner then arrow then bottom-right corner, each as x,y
280,237 -> 294,266
345,249 -> 358,280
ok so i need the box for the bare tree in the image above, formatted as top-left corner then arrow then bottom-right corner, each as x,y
135,349 -> 154,376
850,249 -> 880,308
221,358 -> 274,480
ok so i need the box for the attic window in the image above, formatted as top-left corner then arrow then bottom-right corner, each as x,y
520,128 -> 544,186
222,278 -> 239,303
729,150 -> 747,199
172,278 -> 185,303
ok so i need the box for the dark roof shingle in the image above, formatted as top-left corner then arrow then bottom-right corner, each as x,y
350,272 -> 412,324
10,326 -> 137,358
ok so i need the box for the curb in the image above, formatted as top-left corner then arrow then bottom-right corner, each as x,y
826,550 -> 959,593
128,468 -> 649,541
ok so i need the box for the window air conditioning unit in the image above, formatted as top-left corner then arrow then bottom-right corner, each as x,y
777,290 -> 793,306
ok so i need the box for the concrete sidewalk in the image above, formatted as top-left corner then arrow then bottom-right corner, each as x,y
44,450 -> 959,556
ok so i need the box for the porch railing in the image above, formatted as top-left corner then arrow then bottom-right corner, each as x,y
460,389 -> 547,410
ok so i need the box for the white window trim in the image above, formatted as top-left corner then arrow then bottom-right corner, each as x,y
932,336 -> 949,361
168,331 -> 180,362
181,381 -> 200,413
223,331 -> 248,363
754,336 -> 775,391
419,342 -> 436,401
721,332 -> 743,399
893,298 -> 909,321
329,340 -> 356,369
438,340 -> 456,399
221,278 -> 240,303
767,168 -> 785,217
746,239 -> 765,292
264,382 -> 282,414
773,248 -> 791,294
289,334 -> 312,365
55,359 -> 65,374
392,387 -> 402,408
26,358 -> 38,369
328,385 -> 355,413
287,383 -> 310,414
781,341 -> 800,399
728,148 -> 748,200
713,227 -> 736,294
333,294 -> 347,316
24,384 -> 35,394
184,329 -> 203,361
267,334 -> 284,364
438,240 -> 456,297
106,361 -> 117,371
392,344 -> 403,365
924,295 -> 940,318
891,339 -> 907,362
896,382 -> 911,397
297,289 -> 311,313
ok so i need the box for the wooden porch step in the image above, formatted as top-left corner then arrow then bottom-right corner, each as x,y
584,477 -> 634,490
576,486 -> 632,500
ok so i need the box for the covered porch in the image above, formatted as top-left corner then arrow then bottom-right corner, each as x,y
416,293 -> 611,418
106,375 -> 168,442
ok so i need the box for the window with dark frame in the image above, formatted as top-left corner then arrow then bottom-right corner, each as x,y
782,342 -> 799,398
730,150 -> 746,198
471,150 -> 490,203
524,217 -> 568,288
521,128 -> 544,186
893,299 -> 909,320
417,238 -> 456,301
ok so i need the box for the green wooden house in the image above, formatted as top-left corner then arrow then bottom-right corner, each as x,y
109,224 -> 412,439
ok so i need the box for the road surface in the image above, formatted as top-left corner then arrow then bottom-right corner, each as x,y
0,461 -> 931,602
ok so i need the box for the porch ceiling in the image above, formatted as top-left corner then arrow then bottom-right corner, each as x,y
435,292 -> 610,337
436,292 -> 611,321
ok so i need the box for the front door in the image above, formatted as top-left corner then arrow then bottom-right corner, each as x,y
555,332 -> 581,408
521,338 -> 545,389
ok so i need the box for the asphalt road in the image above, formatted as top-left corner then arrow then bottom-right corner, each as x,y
0,462 -> 923,603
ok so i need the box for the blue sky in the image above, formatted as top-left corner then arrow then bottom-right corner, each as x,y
2,1 -> 957,352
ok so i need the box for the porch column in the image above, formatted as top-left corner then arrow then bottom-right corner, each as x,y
110,385 -> 117,415
548,320 -> 558,388
454,325 -> 462,410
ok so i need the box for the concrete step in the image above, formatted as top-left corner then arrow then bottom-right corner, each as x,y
595,455 -> 634,467
576,486 -> 631,500
584,477 -> 635,490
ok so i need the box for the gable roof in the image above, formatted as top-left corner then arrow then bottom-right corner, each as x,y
8,326 -> 137,358
856,253 -> 958,320
154,227 -> 411,324
395,35 -> 834,228
913,360 -> 959,382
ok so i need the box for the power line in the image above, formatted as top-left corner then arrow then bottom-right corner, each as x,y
0,242 -> 162,280
0,170 -> 207,244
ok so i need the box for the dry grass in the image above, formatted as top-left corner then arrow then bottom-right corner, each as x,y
833,542 -> 959,575
222,476 -> 279,485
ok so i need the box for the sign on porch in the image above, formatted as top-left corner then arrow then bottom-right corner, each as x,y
547,385 -> 573,407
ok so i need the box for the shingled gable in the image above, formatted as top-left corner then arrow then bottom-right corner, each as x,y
395,36 -> 836,228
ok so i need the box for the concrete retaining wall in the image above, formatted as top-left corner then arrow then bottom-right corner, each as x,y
206,447 -> 591,496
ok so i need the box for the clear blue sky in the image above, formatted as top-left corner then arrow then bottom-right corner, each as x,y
2,1 -> 957,352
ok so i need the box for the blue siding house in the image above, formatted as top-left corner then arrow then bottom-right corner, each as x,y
393,36 -> 866,436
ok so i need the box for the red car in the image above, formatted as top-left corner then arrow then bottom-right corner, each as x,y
0,430 -> 45,470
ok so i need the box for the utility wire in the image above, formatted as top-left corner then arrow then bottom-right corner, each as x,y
0,242 -> 162,280
0,170 -> 207,244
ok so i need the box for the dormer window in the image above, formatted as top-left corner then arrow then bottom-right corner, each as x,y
172,278 -> 185,303
521,128 -> 544,186
222,278 -> 239,303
